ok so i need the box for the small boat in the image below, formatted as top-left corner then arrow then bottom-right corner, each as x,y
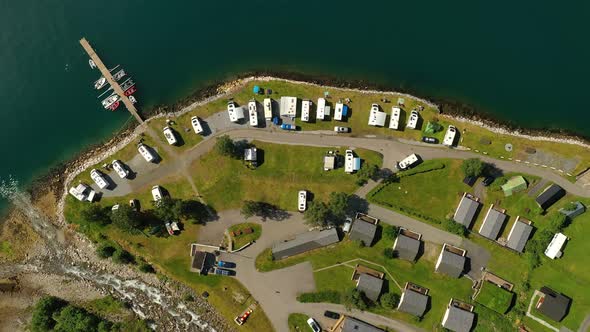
112,69 -> 126,81
94,77 -> 107,90
89,59 -> 96,69
124,85 -> 137,96
101,94 -> 119,108
109,101 -> 120,111
129,95 -> 137,104
120,78 -> 135,91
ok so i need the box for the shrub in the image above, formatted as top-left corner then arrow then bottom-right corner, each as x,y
461,158 -> 485,178
342,288 -> 369,310
297,290 -> 341,304
138,262 -> 155,273
383,248 -> 395,259
96,243 -> 116,259
442,219 -> 467,237
383,225 -> 399,240
81,205 -> 111,226
215,135 -> 239,158
112,249 -> 135,265
380,293 -> 400,309
30,296 -> 67,332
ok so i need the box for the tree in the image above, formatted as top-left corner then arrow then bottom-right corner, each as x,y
461,158 -> 485,178
303,201 -> 330,228
112,248 -> 135,265
52,305 -> 101,332
153,197 -> 183,222
30,296 -> 67,332
81,205 -> 111,225
380,292 -> 400,309
342,288 -> 369,311
110,205 -> 142,233
96,243 -> 116,259
383,247 -> 395,259
241,200 -> 263,219
328,192 -> 349,222
383,225 -> 399,240
180,200 -> 209,223
138,262 -> 155,273
356,163 -> 379,186
215,135 -> 238,158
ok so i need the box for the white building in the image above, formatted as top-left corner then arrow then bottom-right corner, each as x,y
316,98 -> 326,120
368,104 -> 386,127
280,96 -> 297,118
544,233 -> 568,259
407,110 -> 420,129
443,125 -> 457,147
248,100 -> 258,127
301,100 -> 311,122
389,107 -> 401,130
263,98 -> 273,120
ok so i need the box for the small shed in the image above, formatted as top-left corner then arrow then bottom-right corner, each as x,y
397,283 -> 429,317
393,229 -> 422,261
356,273 -> 384,302
478,205 -> 507,240
501,176 -> 528,196
350,213 -> 379,246
453,193 -> 481,227
435,244 -> 466,278
536,184 -> 565,210
559,201 -> 586,219
506,216 -> 533,253
442,299 -> 475,332
536,287 -> 571,322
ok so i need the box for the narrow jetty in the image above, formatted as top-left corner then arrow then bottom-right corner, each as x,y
79,38 -> 143,123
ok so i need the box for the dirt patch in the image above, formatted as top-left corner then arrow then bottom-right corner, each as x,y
422,242 -> 441,262
0,210 -> 40,262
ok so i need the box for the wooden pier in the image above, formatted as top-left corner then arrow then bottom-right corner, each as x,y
79,38 -> 143,123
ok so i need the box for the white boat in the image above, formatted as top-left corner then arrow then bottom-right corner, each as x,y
129,95 -> 137,104
138,143 -> 155,162
112,160 -> 129,179
90,169 -> 109,189
191,116 -> 204,134
248,100 -> 258,127
263,98 -> 273,120
89,59 -> 96,69
407,110 -> 420,129
101,94 -> 120,109
112,69 -> 126,81
301,100 -> 311,122
94,77 -> 107,90
163,126 -> 178,145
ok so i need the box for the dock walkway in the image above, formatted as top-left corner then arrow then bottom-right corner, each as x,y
79,37 -> 143,123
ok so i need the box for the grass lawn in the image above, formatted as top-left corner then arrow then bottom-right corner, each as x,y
190,140 -> 383,211
228,223 -> 262,249
287,313 -> 309,332
255,227 -> 485,331
475,282 -> 514,314
367,158 -> 590,330
145,78 -> 587,179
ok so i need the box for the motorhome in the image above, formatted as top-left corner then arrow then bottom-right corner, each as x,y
112,160 -> 129,178
151,185 -> 164,202
248,100 -> 258,127
301,100 -> 311,122
407,110 -> 420,129
263,98 -> 273,120
163,127 -> 178,145
316,98 -> 326,120
138,143 -> 155,162
298,190 -> 307,212
90,169 -> 109,189
398,153 -> 420,170
191,116 -> 204,134
227,101 -> 245,122
443,125 -> 457,147
389,107 -> 401,130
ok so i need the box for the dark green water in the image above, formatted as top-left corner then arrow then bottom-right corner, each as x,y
1,1 -> 589,211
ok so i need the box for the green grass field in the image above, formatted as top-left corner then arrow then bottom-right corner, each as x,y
475,282 -> 514,314
288,313 -> 310,332
228,223 -> 262,249
190,141 -> 383,211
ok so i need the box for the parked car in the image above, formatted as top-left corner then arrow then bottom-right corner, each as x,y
280,123 -> 296,131
215,268 -> 234,276
217,260 -> 236,269
422,136 -> 438,144
482,176 -> 495,186
306,318 -> 321,332
334,126 -> 350,133
324,311 -> 340,319
463,176 -> 477,187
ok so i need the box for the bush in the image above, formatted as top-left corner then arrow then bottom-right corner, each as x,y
30,296 -> 67,332
383,248 -> 395,259
138,262 -> 155,273
380,292 -> 400,309
442,219 -> 467,237
383,225 -> 399,240
357,163 -> 379,186
81,205 -> 111,226
342,288 -> 369,310
461,158 -> 485,178
297,290 -> 341,304
112,249 -> 135,265
215,135 -> 239,158
96,243 -> 116,259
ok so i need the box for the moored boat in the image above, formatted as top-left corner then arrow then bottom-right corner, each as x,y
129,95 -> 137,104
101,94 -> 119,109
109,101 -> 120,111
89,59 -> 96,69
124,85 -> 137,96
94,77 -> 107,90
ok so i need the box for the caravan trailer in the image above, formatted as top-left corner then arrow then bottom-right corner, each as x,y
263,98 -> 273,120
191,116 -> 204,134
443,125 -> 457,147
248,100 -> 258,127
406,110 -> 420,129
298,190 -> 307,212
163,127 -> 178,145
112,160 -> 129,179
227,101 -> 245,123
334,102 -> 345,121
301,100 -> 311,122
90,169 -> 109,189
316,98 -> 326,120
138,143 -> 155,162
397,154 -> 420,170
389,107 -> 401,130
